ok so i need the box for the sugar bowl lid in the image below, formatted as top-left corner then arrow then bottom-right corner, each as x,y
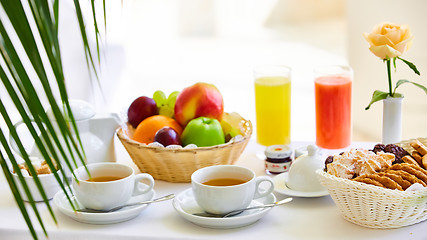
287,144 -> 326,192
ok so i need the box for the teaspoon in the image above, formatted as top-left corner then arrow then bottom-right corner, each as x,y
76,193 -> 175,213
192,197 -> 293,218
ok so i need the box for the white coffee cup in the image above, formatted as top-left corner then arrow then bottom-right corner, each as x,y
191,165 -> 274,214
72,162 -> 154,210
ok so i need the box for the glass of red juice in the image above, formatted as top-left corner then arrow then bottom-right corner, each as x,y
314,65 -> 353,149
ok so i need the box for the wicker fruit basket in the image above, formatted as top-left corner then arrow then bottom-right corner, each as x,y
317,137 -> 427,229
117,119 -> 252,183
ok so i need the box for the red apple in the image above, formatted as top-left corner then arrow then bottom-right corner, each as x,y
127,96 -> 158,128
154,127 -> 182,146
174,82 -> 224,127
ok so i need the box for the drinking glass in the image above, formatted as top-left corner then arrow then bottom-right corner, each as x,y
254,65 -> 291,146
314,65 -> 353,149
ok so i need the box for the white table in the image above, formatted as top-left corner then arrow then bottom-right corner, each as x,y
1,139 -> 426,240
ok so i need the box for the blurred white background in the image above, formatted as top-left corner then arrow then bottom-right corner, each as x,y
58,0 -> 427,143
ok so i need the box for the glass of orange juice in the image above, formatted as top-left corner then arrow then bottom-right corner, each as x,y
254,65 -> 291,146
314,65 -> 353,149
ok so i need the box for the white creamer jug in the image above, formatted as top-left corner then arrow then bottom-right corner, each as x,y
10,100 -> 120,177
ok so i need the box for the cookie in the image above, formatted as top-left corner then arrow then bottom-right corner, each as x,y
368,174 -> 403,190
386,170 -> 427,187
353,176 -> 384,188
402,155 -> 420,167
389,163 -> 427,185
410,140 -> 427,156
36,164 -> 51,175
378,172 -> 411,190
412,151 -> 423,165
423,155 -> 427,170
354,173 -> 403,190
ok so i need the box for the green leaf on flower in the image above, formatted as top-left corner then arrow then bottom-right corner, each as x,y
397,57 -> 420,75
365,90 -> 389,110
393,57 -> 397,70
395,79 -> 427,95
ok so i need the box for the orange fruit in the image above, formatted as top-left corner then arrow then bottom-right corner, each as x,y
132,115 -> 183,144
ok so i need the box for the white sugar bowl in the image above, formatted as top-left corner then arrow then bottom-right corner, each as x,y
287,145 -> 326,192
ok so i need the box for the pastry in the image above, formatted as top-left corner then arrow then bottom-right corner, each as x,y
375,152 -> 394,170
326,148 -> 394,179
327,143 -> 427,191
412,151 -> 423,165
36,164 -> 51,175
356,158 -> 381,176
13,160 -> 55,176
327,161 -> 355,179
410,140 -> 427,156
402,155 -> 421,167
423,155 -> 427,170
372,143 -> 408,164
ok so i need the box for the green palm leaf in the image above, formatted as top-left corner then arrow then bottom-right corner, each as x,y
73,0 -> 99,80
0,17 -> 84,188
0,152 -> 39,239
0,0 -> 104,239
0,105 -> 50,238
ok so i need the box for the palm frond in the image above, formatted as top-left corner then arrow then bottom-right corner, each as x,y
53,0 -> 59,32
0,62 -> 76,211
0,152 -> 39,239
103,0 -> 107,33
72,0 -> 99,80
90,0 -> 101,63
0,106 -> 50,237
0,0 -> 104,239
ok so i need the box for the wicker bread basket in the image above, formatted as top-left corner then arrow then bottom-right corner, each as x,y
117,119 -> 252,183
317,137 -> 427,229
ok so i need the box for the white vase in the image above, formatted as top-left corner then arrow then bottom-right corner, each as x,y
382,96 -> 403,144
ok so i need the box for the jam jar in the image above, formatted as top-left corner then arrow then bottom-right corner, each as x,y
264,145 -> 293,174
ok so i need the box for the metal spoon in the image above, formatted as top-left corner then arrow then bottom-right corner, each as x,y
76,193 -> 175,213
192,197 -> 293,218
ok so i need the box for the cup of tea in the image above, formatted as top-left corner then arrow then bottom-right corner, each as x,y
72,162 -> 155,210
191,165 -> 274,214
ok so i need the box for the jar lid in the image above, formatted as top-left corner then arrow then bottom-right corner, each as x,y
264,145 -> 292,158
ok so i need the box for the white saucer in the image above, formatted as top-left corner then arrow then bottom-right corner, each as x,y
53,183 -> 155,224
173,188 -> 276,229
273,172 -> 329,197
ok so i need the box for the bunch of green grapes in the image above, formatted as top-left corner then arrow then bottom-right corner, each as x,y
153,90 -> 180,118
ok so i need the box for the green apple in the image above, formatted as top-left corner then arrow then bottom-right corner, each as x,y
181,117 -> 225,147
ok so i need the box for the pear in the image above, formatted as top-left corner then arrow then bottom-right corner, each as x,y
220,112 -> 245,142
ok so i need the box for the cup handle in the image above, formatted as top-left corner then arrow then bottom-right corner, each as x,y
254,176 -> 274,199
9,120 -> 32,158
133,173 -> 155,196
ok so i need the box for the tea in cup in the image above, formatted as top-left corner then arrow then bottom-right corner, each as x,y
72,162 -> 154,210
191,165 -> 274,214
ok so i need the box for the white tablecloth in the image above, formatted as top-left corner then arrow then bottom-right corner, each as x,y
1,139 -> 426,240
